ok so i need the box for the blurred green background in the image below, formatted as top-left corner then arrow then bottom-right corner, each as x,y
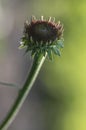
0,0 -> 86,130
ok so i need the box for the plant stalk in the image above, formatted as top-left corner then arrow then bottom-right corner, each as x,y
0,53 -> 46,130
0,82 -> 18,88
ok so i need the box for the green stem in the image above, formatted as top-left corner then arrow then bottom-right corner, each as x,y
0,53 -> 46,130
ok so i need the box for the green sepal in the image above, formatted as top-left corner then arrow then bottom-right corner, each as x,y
42,49 -> 46,57
52,46 -> 61,56
18,44 -> 26,49
56,40 -> 64,48
47,49 -> 53,60
31,49 -> 36,56
19,37 -> 64,60
19,37 -> 29,49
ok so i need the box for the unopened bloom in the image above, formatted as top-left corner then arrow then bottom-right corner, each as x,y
20,16 -> 64,60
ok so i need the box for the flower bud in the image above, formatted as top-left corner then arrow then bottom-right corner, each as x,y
20,16 -> 64,60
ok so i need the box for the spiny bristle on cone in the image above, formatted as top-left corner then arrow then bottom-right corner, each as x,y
31,16 -> 37,22
41,16 -> 44,21
48,17 -> 52,22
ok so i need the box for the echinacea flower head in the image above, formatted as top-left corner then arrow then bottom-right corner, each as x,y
20,16 -> 64,60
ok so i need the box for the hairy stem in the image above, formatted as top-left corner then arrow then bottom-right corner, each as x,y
0,53 -> 46,130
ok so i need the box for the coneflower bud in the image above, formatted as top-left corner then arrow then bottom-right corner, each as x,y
20,16 -> 64,60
